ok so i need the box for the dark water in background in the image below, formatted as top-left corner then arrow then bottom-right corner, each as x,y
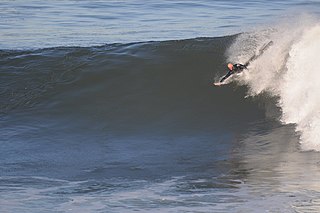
1,1 -> 320,212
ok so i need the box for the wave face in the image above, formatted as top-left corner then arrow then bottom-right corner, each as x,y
2,16 -> 319,153
228,15 -> 320,151
1,36 -> 266,139
1,35 -> 274,191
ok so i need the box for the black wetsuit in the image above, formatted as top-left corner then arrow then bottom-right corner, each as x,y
219,63 -> 247,83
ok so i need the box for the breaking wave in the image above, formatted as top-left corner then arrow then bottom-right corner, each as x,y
229,15 -> 320,151
1,14 -> 320,151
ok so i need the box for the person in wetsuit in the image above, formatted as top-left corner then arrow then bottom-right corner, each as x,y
219,63 -> 247,83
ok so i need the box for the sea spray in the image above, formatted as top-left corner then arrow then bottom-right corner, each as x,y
229,16 -> 320,151
280,25 -> 320,150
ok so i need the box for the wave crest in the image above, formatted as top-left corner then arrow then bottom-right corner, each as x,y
230,15 -> 320,151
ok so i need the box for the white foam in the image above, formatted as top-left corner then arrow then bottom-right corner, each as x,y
228,14 -> 320,151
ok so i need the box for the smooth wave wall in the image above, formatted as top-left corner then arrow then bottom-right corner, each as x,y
1,36 -> 267,141
4,15 -> 319,151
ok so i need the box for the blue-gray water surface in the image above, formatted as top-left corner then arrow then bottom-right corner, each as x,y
1,1 -> 320,212
1,0 -> 319,49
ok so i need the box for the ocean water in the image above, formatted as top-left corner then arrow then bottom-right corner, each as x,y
1,1 -> 320,212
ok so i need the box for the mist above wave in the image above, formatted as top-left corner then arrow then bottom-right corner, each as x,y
228,14 -> 320,151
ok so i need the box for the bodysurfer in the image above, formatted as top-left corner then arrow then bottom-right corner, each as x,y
218,63 -> 247,83
213,40 -> 273,86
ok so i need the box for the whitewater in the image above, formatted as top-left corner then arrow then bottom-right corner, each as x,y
228,15 -> 320,151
